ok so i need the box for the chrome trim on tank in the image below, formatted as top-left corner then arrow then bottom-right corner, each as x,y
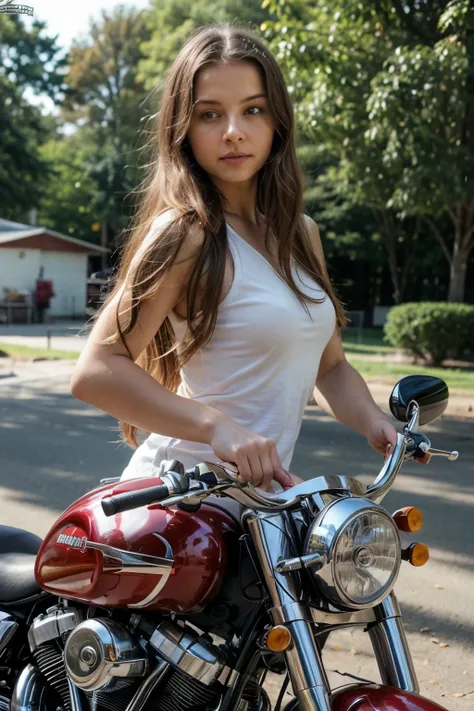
84,533 -> 174,608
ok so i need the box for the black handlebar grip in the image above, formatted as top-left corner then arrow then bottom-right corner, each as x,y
101,484 -> 170,517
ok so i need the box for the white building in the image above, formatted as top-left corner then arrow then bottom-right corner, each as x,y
0,219 -> 107,318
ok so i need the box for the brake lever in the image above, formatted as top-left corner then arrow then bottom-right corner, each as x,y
405,432 -> 459,462
418,442 -> 459,461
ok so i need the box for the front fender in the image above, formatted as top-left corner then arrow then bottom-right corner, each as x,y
332,684 -> 449,711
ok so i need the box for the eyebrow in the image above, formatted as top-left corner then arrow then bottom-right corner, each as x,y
194,93 -> 267,107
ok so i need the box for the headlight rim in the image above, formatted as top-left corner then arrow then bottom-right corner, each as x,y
305,497 -> 401,611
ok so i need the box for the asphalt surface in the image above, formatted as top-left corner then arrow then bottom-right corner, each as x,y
0,320 -> 88,352
0,370 -> 473,709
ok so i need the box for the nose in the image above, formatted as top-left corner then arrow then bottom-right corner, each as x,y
223,113 -> 246,142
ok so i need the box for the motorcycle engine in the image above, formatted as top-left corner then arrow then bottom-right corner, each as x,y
26,605 -> 240,711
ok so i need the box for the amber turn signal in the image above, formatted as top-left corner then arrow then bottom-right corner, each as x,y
402,542 -> 430,567
393,506 -> 423,533
265,625 -> 292,652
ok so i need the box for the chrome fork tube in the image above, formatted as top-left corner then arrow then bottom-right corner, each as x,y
369,593 -> 419,694
245,511 -> 332,711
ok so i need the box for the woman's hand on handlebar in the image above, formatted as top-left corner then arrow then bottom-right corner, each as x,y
209,413 -> 293,491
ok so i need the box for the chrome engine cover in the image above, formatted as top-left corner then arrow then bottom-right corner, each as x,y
64,618 -> 147,691
150,621 -> 225,686
28,606 -> 83,652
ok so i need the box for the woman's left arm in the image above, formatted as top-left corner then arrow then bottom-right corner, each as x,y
304,214 -> 428,462
313,330 -> 396,458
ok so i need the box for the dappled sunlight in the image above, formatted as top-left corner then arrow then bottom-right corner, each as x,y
394,473 -> 474,506
60,408 -> 105,417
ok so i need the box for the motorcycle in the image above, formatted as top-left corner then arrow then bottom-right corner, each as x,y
0,375 -> 460,711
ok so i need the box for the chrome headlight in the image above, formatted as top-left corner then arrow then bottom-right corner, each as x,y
305,497 -> 401,610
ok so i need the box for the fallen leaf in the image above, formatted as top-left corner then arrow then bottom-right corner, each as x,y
420,627 -> 430,633
350,648 -> 357,656
439,643 -> 449,648
330,644 -> 342,651
431,638 -> 440,644
429,680 -> 436,685
434,584 -> 444,590
423,660 -> 429,665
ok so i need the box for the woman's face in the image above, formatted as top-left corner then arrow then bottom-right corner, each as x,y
186,60 -> 276,187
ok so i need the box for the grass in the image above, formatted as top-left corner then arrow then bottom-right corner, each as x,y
1,328 -> 473,394
342,327 -> 396,355
0,342 -> 80,361
348,354 -> 474,393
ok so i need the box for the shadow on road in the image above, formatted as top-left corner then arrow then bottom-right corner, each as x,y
0,387 -> 131,514
1,384 -> 473,569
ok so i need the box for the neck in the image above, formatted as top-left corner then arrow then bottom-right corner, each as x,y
224,209 -> 264,226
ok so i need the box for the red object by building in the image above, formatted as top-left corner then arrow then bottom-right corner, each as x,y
35,279 -> 55,307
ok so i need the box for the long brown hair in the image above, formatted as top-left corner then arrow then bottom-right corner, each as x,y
100,22 -> 347,447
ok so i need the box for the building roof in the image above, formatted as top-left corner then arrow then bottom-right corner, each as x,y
0,219 -> 108,254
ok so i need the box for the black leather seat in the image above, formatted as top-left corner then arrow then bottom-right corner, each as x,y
0,526 -> 42,602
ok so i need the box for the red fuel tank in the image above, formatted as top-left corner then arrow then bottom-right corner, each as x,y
332,684 -> 448,711
34,477 -> 238,614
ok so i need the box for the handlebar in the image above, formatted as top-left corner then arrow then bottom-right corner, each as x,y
101,484 -> 171,516
101,404 -> 459,516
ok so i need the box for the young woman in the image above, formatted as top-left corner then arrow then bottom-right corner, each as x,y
71,23 -> 411,493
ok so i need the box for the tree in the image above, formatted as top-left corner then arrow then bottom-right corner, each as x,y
367,1 -> 474,302
38,128 -> 101,241
0,15 -> 67,217
263,0 -> 474,302
62,5 -> 153,257
138,0 -> 272,90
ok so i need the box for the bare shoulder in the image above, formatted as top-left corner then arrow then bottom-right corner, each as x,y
132,208 -> 205,268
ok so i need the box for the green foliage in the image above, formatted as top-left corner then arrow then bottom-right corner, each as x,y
138,0 -> 272,90
57,5 -> 154,244
38,128 -> 101,241
263,0 -> 474,302
0,16 -> 67,214
384,302 -> 474,365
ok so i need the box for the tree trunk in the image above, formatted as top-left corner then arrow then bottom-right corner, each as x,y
446,205 -> 474,302
448,231 -> 468,302
374,209 -> 412,305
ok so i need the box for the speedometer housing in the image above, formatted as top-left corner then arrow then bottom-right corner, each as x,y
305,497 -> 401,610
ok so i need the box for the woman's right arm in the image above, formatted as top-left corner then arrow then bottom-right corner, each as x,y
71,218 -> 222,445
71,216 -> 292,491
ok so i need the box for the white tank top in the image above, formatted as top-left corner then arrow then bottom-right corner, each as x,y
121,221 -> 336,480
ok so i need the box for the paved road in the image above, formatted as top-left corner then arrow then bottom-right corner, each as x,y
0,320 -> 88,352
0,373 -> 473,708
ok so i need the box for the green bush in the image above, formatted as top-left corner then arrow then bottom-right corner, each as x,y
383,302 -> 474,366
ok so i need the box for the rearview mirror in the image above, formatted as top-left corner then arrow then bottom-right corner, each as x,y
389,375 -> 449,426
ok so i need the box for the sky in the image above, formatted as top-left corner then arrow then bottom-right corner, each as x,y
22,0 -> 150,113
26,0 -> 150,53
